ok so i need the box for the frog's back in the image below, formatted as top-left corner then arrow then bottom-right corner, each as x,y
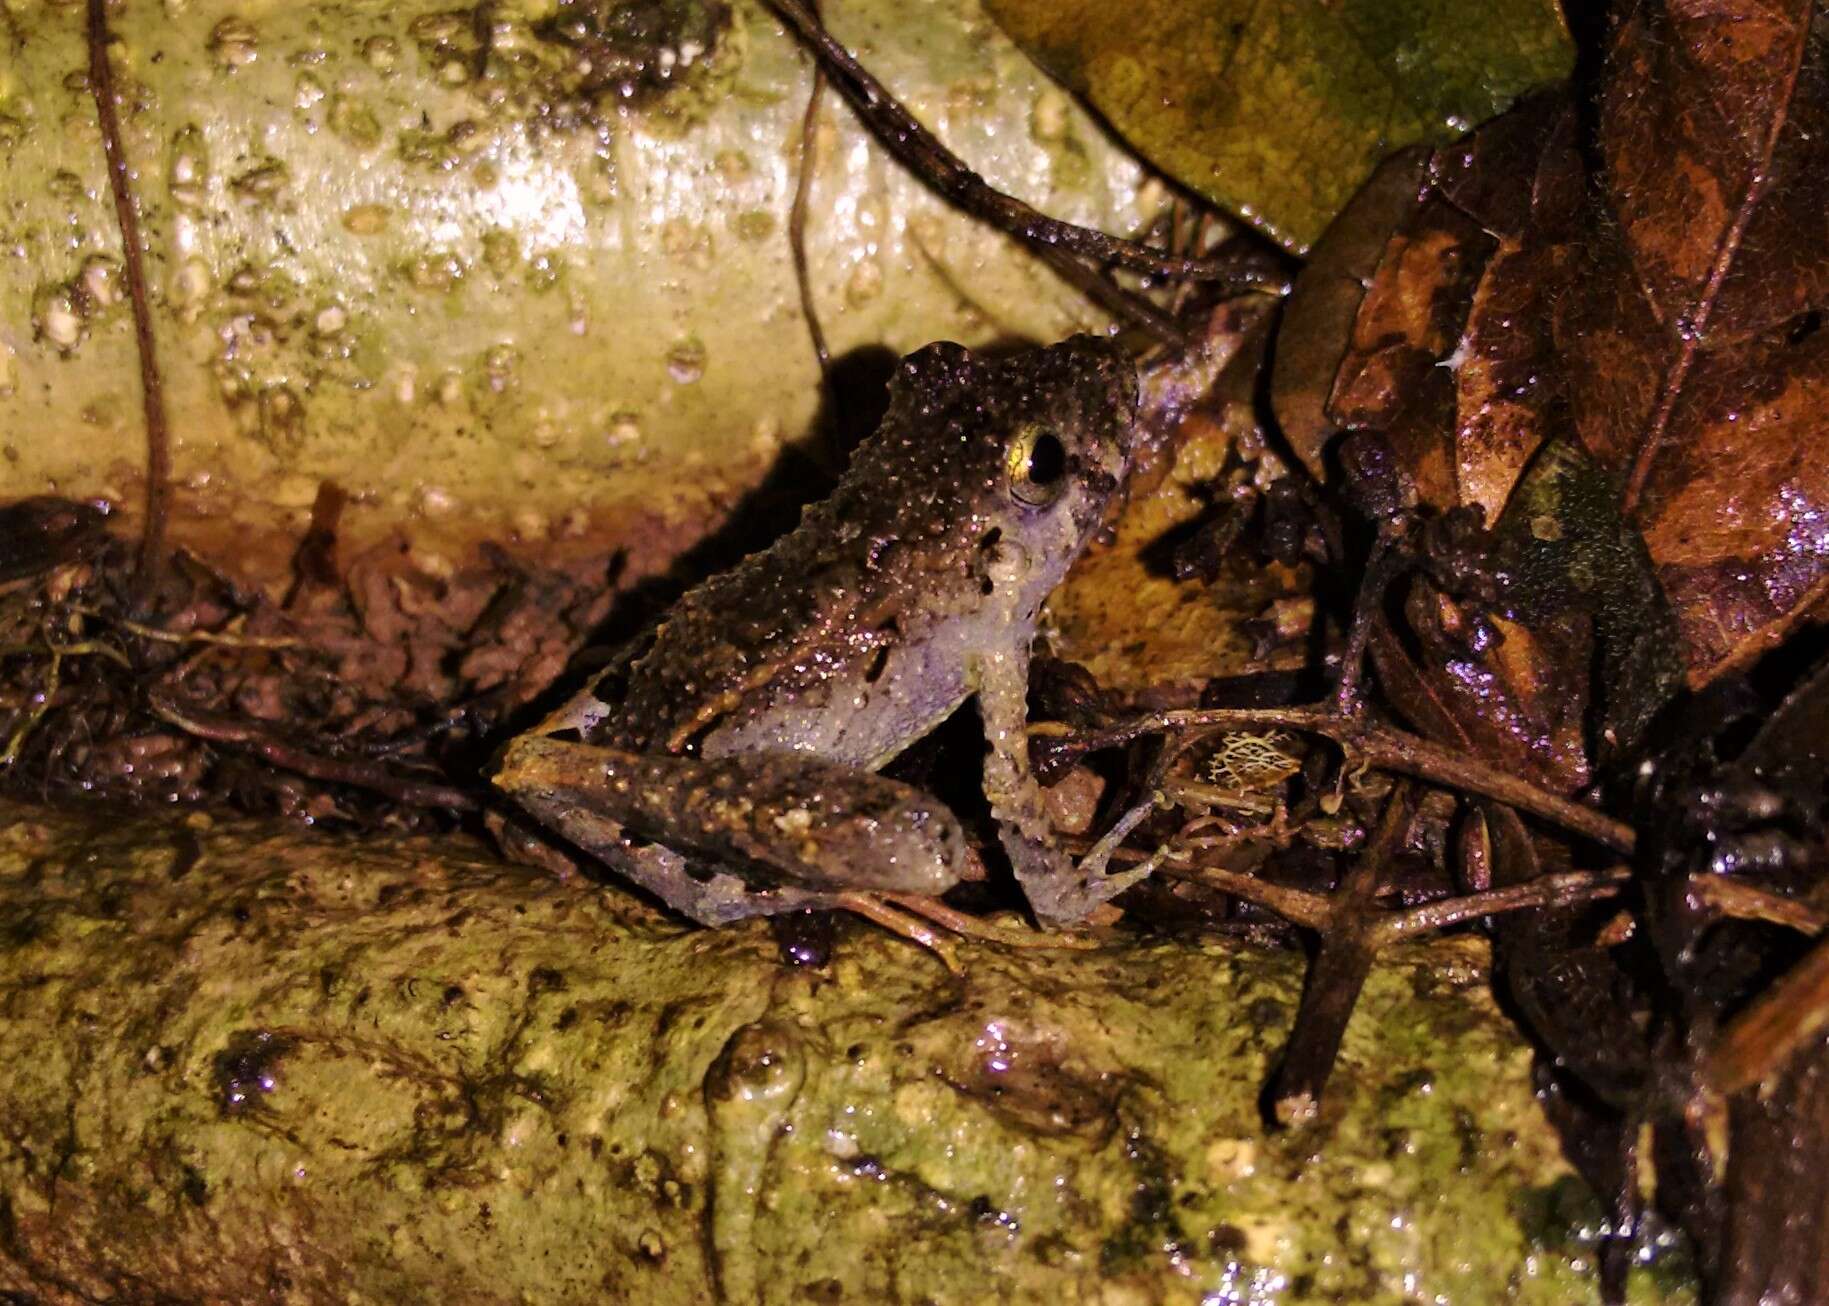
606,337 -> 1136,758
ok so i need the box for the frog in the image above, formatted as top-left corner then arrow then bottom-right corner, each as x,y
491,334 -> 1153,927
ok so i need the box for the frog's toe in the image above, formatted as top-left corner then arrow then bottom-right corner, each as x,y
1001,830 -> 1159,926
1024,862 -> 1157,927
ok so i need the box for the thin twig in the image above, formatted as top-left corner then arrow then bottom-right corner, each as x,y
880,892 -> 1101,949
1161,777 -> 1277,816
117,617 -> 300,650
1707,931 -> 1829,1096
1687,874 -> 1828,936
833,892 -> 961,973
88,0 -> 173,611
1333,529 -> 1405,717
1158,856 -> 1328,928
1157,851 -> 1632,943
787,0 -> 831,376
1026,241 -> 1190,350
149,694 -> 479,811
764,0 -> 1283,289
0,648 -> 63,766
0,639 -> 132,669
1374,866 -> 1632,942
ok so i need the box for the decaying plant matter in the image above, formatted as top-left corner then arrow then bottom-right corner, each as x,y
1246,2 -> 1829,1299
5,0 -> 1829,1303
762,1 -> 1829,1299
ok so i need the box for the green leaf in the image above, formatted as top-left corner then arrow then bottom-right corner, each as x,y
982,0 -> 1574,254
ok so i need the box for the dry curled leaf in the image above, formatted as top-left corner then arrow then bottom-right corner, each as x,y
1270,10 -> 1829,1285
1275,92 -> 1606,790
1563,0 -> 1829,685
1283,0 -> 1829,705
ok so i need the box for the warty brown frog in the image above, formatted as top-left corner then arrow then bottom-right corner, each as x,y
491,334 -> 1150,926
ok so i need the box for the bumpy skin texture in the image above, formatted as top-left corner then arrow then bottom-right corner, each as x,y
494,336 -> 1143,925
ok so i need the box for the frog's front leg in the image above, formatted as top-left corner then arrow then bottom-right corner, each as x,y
493,736 -> 966,925
973,643 -> 1155,925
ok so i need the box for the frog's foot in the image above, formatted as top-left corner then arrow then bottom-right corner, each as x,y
1005,831 -> 1160,926
1002,793 -> 1172,927
973,645 -> 1168,926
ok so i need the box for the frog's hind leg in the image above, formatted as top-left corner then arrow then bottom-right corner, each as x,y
503,784 -> 839,926
506,785 -> 968,969
493,734 -> 965,924
495,738 -> 846,926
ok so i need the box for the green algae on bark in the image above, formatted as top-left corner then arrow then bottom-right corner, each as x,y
0,800 -> 1693,1302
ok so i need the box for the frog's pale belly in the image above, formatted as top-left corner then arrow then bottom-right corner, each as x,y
700,608 -> 993,770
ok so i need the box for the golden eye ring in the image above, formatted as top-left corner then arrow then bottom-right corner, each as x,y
1007,425 -> 1069,508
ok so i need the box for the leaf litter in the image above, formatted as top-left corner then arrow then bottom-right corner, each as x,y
6,1 -> 1829,1301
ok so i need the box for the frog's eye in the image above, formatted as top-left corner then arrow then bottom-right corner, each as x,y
1008,426 -> 1069,508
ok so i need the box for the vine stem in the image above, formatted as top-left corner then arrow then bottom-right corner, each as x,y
764,0 -> 1285,293
87,0 -> 172,612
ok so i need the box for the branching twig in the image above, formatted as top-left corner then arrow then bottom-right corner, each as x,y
764,0 -> 1285,291
1041,705 -> 1637,853
1267,785 -> 1412,1125
149,694 -> 479,811
1153,849 -> 1632,942
87,0 -> 173,611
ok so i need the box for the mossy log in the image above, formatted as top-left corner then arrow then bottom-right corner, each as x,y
0,799 -> 1691,1303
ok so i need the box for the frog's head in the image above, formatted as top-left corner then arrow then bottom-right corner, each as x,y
887,333 -> 1138,576
847,334 -> 1139,616
987,333 -> 1139,542
885,332 -> 1136,496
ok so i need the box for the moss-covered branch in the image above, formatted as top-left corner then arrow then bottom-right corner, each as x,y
0,800 -> 1688,1303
